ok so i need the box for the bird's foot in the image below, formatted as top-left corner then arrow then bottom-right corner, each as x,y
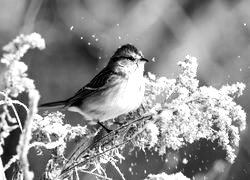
97,121 -> 112,133
113,121 -> 126,126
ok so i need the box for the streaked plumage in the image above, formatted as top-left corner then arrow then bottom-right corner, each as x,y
39,44 -> 148,124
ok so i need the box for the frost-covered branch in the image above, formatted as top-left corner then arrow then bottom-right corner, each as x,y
16,90 -> 40,180
0,33 -> 45,180
1,33 -> 45,97
45,56 -> 246,179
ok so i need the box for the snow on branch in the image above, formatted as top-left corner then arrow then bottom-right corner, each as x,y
0,33 -> 45,180
139,55 -> 246,163
1,33 -> 45,97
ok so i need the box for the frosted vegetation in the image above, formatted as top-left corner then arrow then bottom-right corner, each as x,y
0,33 -> 246,180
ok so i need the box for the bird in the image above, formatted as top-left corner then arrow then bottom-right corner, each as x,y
39,44 -> 148,126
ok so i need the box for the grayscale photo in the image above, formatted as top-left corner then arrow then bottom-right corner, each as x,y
0,0 -> 249,180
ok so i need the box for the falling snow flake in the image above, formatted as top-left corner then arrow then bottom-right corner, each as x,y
182,158 -> 188,164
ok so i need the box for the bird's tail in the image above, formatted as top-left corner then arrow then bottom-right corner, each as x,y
39,100 -> 67,109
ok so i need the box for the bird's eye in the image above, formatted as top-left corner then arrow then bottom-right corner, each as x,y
127,56 -> 136,61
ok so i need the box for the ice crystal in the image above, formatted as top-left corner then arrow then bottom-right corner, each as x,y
145,172 -> 190,180
1,33 -> 45,97
135,55 -> 246,163
31,112 -> 88,151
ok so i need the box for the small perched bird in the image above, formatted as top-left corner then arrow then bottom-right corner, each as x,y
39,44 -> 148,125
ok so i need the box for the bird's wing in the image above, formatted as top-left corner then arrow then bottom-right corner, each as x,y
65,67 -> 125,107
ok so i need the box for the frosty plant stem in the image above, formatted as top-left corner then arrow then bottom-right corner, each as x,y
0,159 -> 6,180
0,33 -> 45,180
0,91 -> 23,131
16,90 -> 40,180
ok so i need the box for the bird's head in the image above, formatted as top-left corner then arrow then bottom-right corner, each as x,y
107,44 -> 148,73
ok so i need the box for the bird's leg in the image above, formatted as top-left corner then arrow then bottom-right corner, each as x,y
113,121 -> 126,126
97,121 -> 112,133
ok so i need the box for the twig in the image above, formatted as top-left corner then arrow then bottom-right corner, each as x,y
111,161 -> 125,180
16,90 -> 40,180
60,115 -> 154,176
0,159 -> 7,180
12,100 -> 30,114
3,155 -> 18,171
68,114 -> 152,165
74,167 -> 80,180
63,114 -> 151,173
0,91 -> 23,131
9,102 -> 23,131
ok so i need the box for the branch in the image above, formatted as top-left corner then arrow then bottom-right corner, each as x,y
59,114 -> 153,178
16,90 -> 40,180
0,159 -> 7,180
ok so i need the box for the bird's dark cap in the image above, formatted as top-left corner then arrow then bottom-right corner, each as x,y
112,44 -> 140,57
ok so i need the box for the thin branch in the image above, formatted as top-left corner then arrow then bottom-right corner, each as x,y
0,91 -> 24,131
68,114 -> 152,165
12,100 -> 30,114
61,115 -> 154,176
16,90 -> 40,180
9,102 -> 23,131
74,167 -> 80,180
111,161 -> 126,180
3,155 -> 18,171
0,159 -> 7,180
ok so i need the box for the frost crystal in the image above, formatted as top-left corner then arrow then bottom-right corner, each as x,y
32,112 -> 87,147
137,55 -> 246,162
1,33 -> 45,97
145,172 -> 190,180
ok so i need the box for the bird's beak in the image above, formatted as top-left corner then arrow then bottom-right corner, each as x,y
140,58 -> 149,62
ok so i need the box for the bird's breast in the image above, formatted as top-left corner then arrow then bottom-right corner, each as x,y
74,75 -> 145,122
114,74 -> 145,110
99,74 -> 145,119
69,66 -> 146,123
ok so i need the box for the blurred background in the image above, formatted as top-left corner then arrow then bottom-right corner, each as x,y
1,0 -> 250,179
